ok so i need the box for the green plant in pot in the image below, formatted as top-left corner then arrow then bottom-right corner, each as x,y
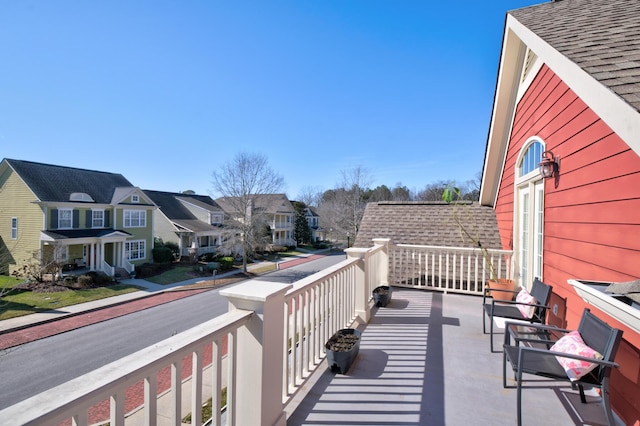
442,186 -> 515,301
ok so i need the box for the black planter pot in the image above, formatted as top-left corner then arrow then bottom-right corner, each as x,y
325,328 -> 362,374
373,285 -> 392,307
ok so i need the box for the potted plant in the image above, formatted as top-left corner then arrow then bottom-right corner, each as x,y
442,186 -> 515,301
373,285 -> 392,307
325,328 -> 362,374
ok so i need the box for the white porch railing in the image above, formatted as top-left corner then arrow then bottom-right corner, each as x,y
0,310 -> 252,426
0,239 -> 515,425
122,258 -> 135,274
390,244 -> 514,295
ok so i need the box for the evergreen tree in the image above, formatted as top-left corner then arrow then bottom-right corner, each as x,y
293,201 -> 312,245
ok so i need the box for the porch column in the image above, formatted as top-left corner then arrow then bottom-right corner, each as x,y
345,247 -> 371,326
220,281 -> 291,426
100,242 -> 105,271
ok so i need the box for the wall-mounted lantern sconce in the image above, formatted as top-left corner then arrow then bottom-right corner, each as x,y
539,150 -> 560,179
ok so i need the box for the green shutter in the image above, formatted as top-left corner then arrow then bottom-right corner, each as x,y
73,210 -> 80,229
105,210 -> 111,227
86,211 -> 92,228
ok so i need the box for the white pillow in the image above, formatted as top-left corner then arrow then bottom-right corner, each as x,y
550,330 -> 603,381
516,288 -> 537,319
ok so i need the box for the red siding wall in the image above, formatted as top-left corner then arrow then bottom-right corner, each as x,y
494,64 -> 640,425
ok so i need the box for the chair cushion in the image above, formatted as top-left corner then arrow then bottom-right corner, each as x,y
516,288 -> 537,319
550,330 -> 603,381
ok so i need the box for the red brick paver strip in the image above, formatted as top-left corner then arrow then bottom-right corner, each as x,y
0,289 -> 209,350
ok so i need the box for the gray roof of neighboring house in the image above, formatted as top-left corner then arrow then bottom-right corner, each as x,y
216,194 -> 293,215
354,201 -> 502,249
510,0 -> 640,113
144,190 -> 223,233
4,158 -> 134,204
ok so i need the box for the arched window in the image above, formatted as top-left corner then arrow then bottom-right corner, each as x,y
519,140 -> 543,177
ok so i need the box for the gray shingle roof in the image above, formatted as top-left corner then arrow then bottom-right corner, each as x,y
144,190 -> 222,233
215,194 -> 293,215
510,0 -> 640,112
6,158 -> 133,204
354,201 -> 502,249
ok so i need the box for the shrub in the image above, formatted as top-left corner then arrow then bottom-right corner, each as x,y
77,275 -> 94,287
218,256 -> 234,271
199,253 -> 217,263
163,241 -> 180,260
135,262 -> 171,278
152,246 -> 173,263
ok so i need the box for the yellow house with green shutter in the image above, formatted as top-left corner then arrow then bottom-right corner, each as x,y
0,158 -> 156,277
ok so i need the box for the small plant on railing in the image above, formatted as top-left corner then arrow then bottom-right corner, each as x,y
442,186 -> 514,299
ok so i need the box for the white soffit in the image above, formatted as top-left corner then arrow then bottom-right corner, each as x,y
481,27 -> 525,206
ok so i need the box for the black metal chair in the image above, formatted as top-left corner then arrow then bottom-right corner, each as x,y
503,308 -> 623,426
483,277 -> 553,352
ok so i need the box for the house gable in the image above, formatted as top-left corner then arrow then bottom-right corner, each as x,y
481,0 -> 640,206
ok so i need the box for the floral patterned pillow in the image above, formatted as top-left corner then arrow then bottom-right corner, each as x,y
550,330 -> 603,381
516,288 -> 537,319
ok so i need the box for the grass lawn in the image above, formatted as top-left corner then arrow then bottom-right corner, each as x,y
0,275 -> 143,321
143,266 -> 200,285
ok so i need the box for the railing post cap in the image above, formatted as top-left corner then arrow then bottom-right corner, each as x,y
345,247 -> 368,259
372,238 -> 391,246
220,280 -> 292,302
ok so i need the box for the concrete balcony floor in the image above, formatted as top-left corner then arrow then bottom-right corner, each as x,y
286,288 -> 612,426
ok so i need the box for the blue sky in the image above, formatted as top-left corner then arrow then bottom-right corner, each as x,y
1,0 -> 539,200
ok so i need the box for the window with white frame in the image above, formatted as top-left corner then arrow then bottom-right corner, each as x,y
11,217 -> 18,239
515,138 -> 545,286
92,210 -> 104,228
124,210 -> 146,227
125,240 -> 146,260
131,194 -> 139,203
211,213 -> 223,225
59,209 -> 73,229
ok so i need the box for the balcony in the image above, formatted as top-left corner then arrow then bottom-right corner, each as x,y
0,239 -> 615,425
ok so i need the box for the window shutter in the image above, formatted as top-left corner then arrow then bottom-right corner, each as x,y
50,209 -> 58,229
105,210 -> 111,227
73,210 -> 80,229
86,211 -> 92,228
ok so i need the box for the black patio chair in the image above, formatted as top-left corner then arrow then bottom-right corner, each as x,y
503,308 -> 623,426
483,277 -> 553,352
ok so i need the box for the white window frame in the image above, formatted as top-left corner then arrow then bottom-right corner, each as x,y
92,209 -> 104,228
125,240 -> 146,260
124,210 -> 146,228
514,137 -> 546,287
131,194 -> 139,203
11,217 -> 18,239
59,208 -> 73,229
211,213 -> 223,225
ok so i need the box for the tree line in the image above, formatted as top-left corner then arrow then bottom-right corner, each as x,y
210,154 -> 481,255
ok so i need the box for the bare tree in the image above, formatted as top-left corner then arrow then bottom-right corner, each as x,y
319,166 -> 372,245
211,152 -> 284,272
296,185 -> 323,208
415,180 -> 454,201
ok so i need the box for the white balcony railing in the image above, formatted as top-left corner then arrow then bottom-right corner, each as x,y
391,244 -> 514,295
0,239 -> 513,425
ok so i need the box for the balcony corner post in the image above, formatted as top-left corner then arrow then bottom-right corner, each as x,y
372,238 -> 391,286
345,247 -> 370,326
220,280 -> 293,426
